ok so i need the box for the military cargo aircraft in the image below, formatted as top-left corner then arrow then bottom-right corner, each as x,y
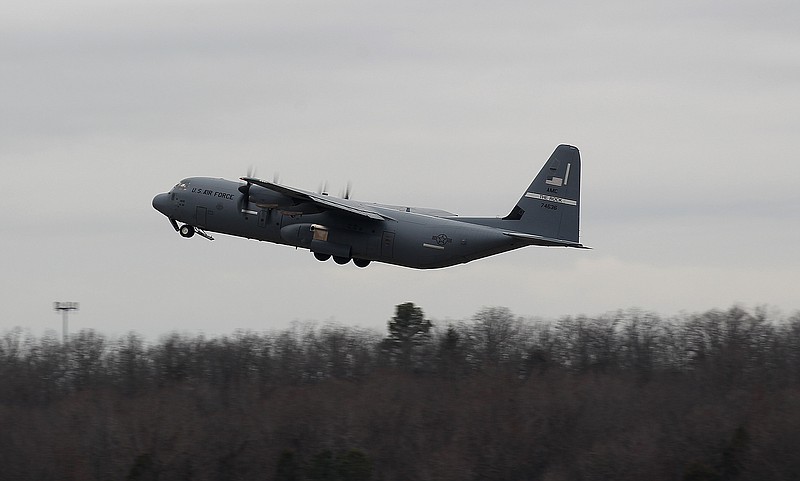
152,144 -> 587,269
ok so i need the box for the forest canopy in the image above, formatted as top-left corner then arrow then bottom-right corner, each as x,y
1,304 -> 799,480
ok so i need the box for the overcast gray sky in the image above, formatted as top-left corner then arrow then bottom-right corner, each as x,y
2,0 -> 798,339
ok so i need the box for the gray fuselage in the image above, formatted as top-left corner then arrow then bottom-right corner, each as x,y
152,144 -> 585,268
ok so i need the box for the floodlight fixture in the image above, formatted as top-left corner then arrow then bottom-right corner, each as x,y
53,301 -> 79,342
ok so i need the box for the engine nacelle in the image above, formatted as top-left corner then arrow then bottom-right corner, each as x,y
280,223 -> 318,246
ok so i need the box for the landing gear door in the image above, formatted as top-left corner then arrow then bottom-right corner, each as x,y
196,206 -> 207,227
381,231 -> 395,259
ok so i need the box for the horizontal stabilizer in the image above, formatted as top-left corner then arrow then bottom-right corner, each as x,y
503,231 -> 589,249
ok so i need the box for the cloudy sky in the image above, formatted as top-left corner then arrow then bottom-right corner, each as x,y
2,0 -> 798,339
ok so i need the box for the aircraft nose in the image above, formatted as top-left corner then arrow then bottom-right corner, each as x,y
152,193 -> 172,215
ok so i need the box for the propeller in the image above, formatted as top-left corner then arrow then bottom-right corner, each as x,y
340,181 -> 353,199
238,165 -> 257,214
317,180 -> 352,198
239,167 -> 282,213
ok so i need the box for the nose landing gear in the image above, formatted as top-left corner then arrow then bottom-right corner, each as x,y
177,223 -> 214,241
179,224 -> 195,238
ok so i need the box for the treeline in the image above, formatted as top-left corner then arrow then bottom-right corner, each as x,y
1,305 -> 799,480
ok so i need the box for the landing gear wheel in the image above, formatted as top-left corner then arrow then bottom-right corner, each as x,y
333,256 -> 351,265
179,225 -> 195,238
314,252 -> 331,262
353,258 -> 370,268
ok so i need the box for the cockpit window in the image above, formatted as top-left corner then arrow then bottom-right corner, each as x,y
174,181 -> 189,190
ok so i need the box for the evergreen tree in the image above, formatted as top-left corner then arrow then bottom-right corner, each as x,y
383,302 -> 432,369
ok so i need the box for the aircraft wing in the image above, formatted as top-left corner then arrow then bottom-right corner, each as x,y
241,177 -> 393,221
502,231 -> 590,249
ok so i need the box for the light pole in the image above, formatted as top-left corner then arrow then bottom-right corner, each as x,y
53,302 -> 79,342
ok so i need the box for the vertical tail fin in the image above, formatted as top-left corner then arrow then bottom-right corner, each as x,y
504,144 -> 581,243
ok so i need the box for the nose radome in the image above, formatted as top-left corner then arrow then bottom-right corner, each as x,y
152,193 -> 171,215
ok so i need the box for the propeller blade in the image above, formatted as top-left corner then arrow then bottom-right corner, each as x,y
239,168 -> 255,214
341,181 -> 353,199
